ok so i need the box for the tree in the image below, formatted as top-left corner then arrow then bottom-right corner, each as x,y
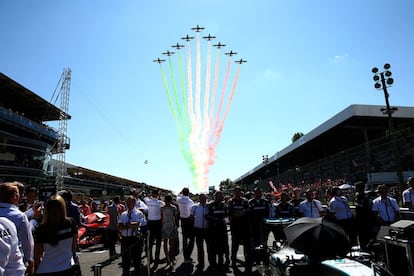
219,178 -> 234,193
292,132 -> 304,143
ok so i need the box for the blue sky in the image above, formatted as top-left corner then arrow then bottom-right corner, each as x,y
1,1 -> 413,194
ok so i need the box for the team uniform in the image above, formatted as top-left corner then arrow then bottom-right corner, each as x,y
205,199 -> 229,269
0,217 -> 25,275
328,196 -> 356,244
191,202 -> 209,268
372,196 -> 400,225
34,218 -> 77,275
299,199 -> 323,218
402,187 -> 414,210
228,196 -> 249,265
119,208 -> 146,276
0,202 -> 34,267
248,197 -> 269,252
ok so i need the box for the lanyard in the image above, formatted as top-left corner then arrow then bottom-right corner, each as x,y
127,211 -> 133,236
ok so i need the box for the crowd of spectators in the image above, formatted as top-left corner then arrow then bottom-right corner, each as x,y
0,176 -> 412,275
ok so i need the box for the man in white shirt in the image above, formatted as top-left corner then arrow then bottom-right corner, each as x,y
372,184 -> 400,226
191,193 -> 209,269
130,189 -> 148,237
327,187 -> 356,245
0,182 -> 34,276
299,189 -> 323,218
119,196 -> 146,276
176,187 -> 195,263
144,190 -> 165,264
402,176 -> 414,210
0,216 -> 26,276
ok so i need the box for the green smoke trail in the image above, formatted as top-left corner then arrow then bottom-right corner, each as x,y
177,50 -> 189,129
168,58 -> 183,122
160,66 -> 177,120
176,50 -> 196,184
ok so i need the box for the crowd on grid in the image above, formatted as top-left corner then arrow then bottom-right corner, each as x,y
0,176 -> 413,275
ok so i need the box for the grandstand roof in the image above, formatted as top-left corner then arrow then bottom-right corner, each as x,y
0,72 -> 70,122
63,162 -> 172,195
234,104 -> 414,184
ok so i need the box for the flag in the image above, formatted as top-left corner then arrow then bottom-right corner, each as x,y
268,180 -> 277,192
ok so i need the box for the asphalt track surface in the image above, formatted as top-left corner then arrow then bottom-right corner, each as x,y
78,229 -> 268,276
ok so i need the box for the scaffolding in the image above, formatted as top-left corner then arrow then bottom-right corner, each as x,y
55,68 -> 71,190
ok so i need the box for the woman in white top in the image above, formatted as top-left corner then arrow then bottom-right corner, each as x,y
34,194 -> 78,275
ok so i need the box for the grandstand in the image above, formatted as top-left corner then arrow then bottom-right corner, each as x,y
0,72 -> 170,200
234,104 -> 414,191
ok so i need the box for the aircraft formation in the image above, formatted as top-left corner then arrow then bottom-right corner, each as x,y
153,25 -> 246,65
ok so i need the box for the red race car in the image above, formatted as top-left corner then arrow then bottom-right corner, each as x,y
78,212 -> 110,248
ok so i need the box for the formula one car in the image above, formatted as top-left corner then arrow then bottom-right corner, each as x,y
78,212 -> 110,248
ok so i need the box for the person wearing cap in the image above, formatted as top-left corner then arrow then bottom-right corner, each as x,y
0,216 -> 25,275
228,186 -> 249,267
402,176 -> 414,211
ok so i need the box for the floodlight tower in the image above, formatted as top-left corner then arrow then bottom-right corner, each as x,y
372,64 -> 397,133
371,64 -> 404,195
55,68 -> 71,190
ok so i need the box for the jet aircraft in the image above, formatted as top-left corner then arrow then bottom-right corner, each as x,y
213,42 -> 226,49
225,50 -> 237,57
172,43 -> 185,50
191,24 -> 205,32
203,34 -> 216,41
181,34 -> 194,42
162,50 -> 175,56
235,58 -> 247,64
153,58 -> 165,64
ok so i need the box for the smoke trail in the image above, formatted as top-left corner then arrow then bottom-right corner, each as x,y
210,47 -> 221,130
194,33 -> 202,139
203,41 -> 212,130
185,42 -> 198,182
168,57 -> 183,122
177,48 -> 190,131
156,28 -> 244,192
212,58 -> 231,144
197,40 -> 213,189
176,49 -> 195,178
160,65 -> 177,120
218,65 -> 241,135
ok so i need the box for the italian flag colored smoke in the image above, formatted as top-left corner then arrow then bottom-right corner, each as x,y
156,29 -> 243,192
